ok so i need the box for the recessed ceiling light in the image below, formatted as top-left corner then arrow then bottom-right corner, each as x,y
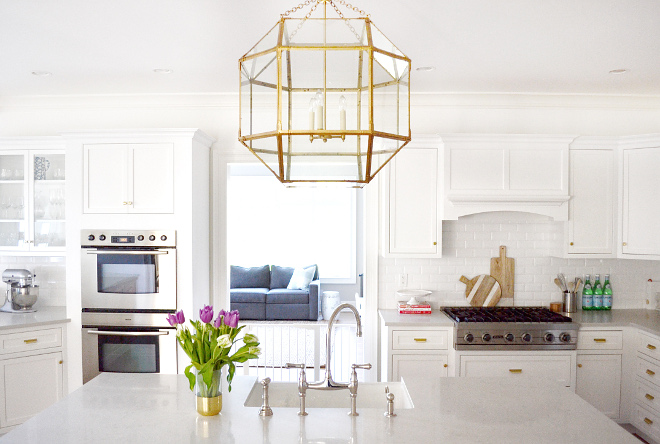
608,69 -> 628,74
153,68 -> 173,74
31,71 -> 52,77
416,66 -> 435,72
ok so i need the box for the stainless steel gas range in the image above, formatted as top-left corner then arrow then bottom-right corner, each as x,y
442,307 -> 578,351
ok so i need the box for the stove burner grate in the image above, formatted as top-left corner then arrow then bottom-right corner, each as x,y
442,306 -> 573,324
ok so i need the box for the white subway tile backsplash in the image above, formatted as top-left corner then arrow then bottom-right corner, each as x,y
380,212 -> 655,310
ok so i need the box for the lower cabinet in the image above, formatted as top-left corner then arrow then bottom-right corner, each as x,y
632,331 -> 660,441
458,353 -> 575,388
0,324 -> 66,432
575,329 -> 623,420
392,354 -> 448,381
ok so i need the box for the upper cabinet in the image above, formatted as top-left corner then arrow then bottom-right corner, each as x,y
381,136 -> 442,257
442,134 -> 575,220
84,143 -> 174,214
0,139 -> 66,255
565,138 -> 617,257
620,135 -> 660,258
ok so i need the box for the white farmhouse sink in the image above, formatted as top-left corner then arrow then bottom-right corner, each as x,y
244,379 -> 414,409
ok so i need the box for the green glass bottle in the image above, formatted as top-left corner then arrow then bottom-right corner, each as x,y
603,274 -> 613,310
593,274 -> 604,310
582,274 -> 593,311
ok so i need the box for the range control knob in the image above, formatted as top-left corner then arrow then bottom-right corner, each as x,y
99,234 -> 106,241
464,333 -> 474,343
160,235 -> 167,241
505,333 -> 515,342
149,235 -> 156,241
87,234 -> 95,241
521,333 -> 532,343
560,333 -> 572,343
544,333 -> 555,343
137,235 -> 144,241
482,333 -> 492,342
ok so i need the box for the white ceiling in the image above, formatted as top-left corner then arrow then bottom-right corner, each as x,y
1,0 -> 659,97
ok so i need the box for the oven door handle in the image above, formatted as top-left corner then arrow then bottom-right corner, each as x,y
87,330 -> 171,336
85,250 -> 169,255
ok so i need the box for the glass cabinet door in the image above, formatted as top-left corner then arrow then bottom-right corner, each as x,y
31,152 -> 65,250
0,153 -> 28,250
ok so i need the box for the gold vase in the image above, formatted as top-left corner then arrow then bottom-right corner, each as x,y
196,394 -> 222,416
194,367 -> 223,416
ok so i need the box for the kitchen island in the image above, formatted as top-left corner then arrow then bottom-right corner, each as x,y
1,372 -> 638,444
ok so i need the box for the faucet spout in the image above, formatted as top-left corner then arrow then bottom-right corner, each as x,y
321,303 -> 362,388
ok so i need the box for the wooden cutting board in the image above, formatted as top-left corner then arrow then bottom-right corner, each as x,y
490,245 -> 515,299
459,274 -> 501,307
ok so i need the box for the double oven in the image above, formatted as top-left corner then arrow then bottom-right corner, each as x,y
81,230 -> 178,383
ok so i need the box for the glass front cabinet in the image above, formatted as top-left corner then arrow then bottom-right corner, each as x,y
0,144 -> 65,254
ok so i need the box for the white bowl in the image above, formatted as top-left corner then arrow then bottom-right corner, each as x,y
396,289 -> 432,305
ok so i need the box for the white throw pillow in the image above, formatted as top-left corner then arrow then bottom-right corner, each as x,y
287,266 -> 316,290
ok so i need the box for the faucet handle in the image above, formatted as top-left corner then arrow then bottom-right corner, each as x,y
285,363 -> 305,369
351,363 -> 372,371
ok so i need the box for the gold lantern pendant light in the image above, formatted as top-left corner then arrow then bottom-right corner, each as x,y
238,0 -> 411,187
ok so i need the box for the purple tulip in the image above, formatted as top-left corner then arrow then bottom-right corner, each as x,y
213,315 -> 223,328
199,305 -> 214,324
166,310 -> 185,327
224,310 -> 240,328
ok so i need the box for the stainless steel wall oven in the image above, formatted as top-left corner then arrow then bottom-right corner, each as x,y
81,230 -> 178,383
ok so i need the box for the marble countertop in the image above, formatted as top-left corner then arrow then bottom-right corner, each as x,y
379,309 -> 454,327
0,305 -> 69,331
1,373 -> 638,444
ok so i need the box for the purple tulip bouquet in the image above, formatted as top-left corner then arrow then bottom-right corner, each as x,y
167,305 -> 260,395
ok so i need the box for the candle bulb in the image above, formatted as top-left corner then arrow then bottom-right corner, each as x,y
309,98 -> 316,131
314,90 -> 323,130
339,95 -> 347,131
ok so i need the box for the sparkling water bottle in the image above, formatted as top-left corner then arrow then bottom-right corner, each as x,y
592,274 -> 603,310
582,275 -> 593,311
603,274 -> 613,310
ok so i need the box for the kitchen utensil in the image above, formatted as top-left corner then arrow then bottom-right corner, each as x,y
557,273 -> 568,292
2,269 -> 38,311
554,278 -> 563,290
459,275 -> 501,307
574,277 -> 582,293
490,245 -> 515,299
568,281 -> 575,292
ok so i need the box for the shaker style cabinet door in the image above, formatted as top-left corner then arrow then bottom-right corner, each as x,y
622,147 -> 660,255
383,143 -> 441,257
84,143 -> 174,214
567,149 -> 615,255
576,354 -> 621,419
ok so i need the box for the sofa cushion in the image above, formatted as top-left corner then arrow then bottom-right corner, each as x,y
230,265 -> 270,289
266,289 -> 310,304
230,288 -> 268,303
270,265 -> 295,289
287,266 -> 316,290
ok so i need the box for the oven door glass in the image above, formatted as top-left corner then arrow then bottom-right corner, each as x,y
96,253 -> 158,294
98,332 -> 160,373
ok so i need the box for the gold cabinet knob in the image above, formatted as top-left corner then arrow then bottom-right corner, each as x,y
433,242 -> 437,245
569,242 -> 574,246
623,242 -> 627,246
577,364 -> 582,368
443,364 -> 448,368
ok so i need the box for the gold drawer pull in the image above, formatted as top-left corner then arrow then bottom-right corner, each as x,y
593,338 -> 607,343
647,369 -> 656,376
509,369 -> 522,374
645,417 -> 654,425
24,338 -> 38,344
648,344 -> 657,350
413,338 -> 427,342
647,394 -> 655,401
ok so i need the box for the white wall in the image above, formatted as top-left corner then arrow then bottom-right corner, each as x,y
379,211 -> 660,310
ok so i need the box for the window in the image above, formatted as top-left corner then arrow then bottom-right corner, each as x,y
227,165 -> 356,283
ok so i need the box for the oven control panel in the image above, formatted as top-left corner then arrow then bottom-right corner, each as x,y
81,230 -> 176,248
455,324 -> 578,350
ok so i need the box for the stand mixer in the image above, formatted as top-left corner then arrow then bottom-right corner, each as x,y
2,269 -> 39,313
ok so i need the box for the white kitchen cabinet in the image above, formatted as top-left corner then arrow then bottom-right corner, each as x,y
458,353 -> 575,388
575,329 -> 623,419
0,323 -> 66,432
84,143 -> 174,214
0,351 -> 63,427
442,134 -> 575,220
566,144 -> 617,257
621,140 -> 660,257
632,331 -> 660,441
380,314 -> 452,382
0,140 -> 66,255
381,136 -> 442,257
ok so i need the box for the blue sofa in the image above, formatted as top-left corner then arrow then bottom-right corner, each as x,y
229,265 -> 321,321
